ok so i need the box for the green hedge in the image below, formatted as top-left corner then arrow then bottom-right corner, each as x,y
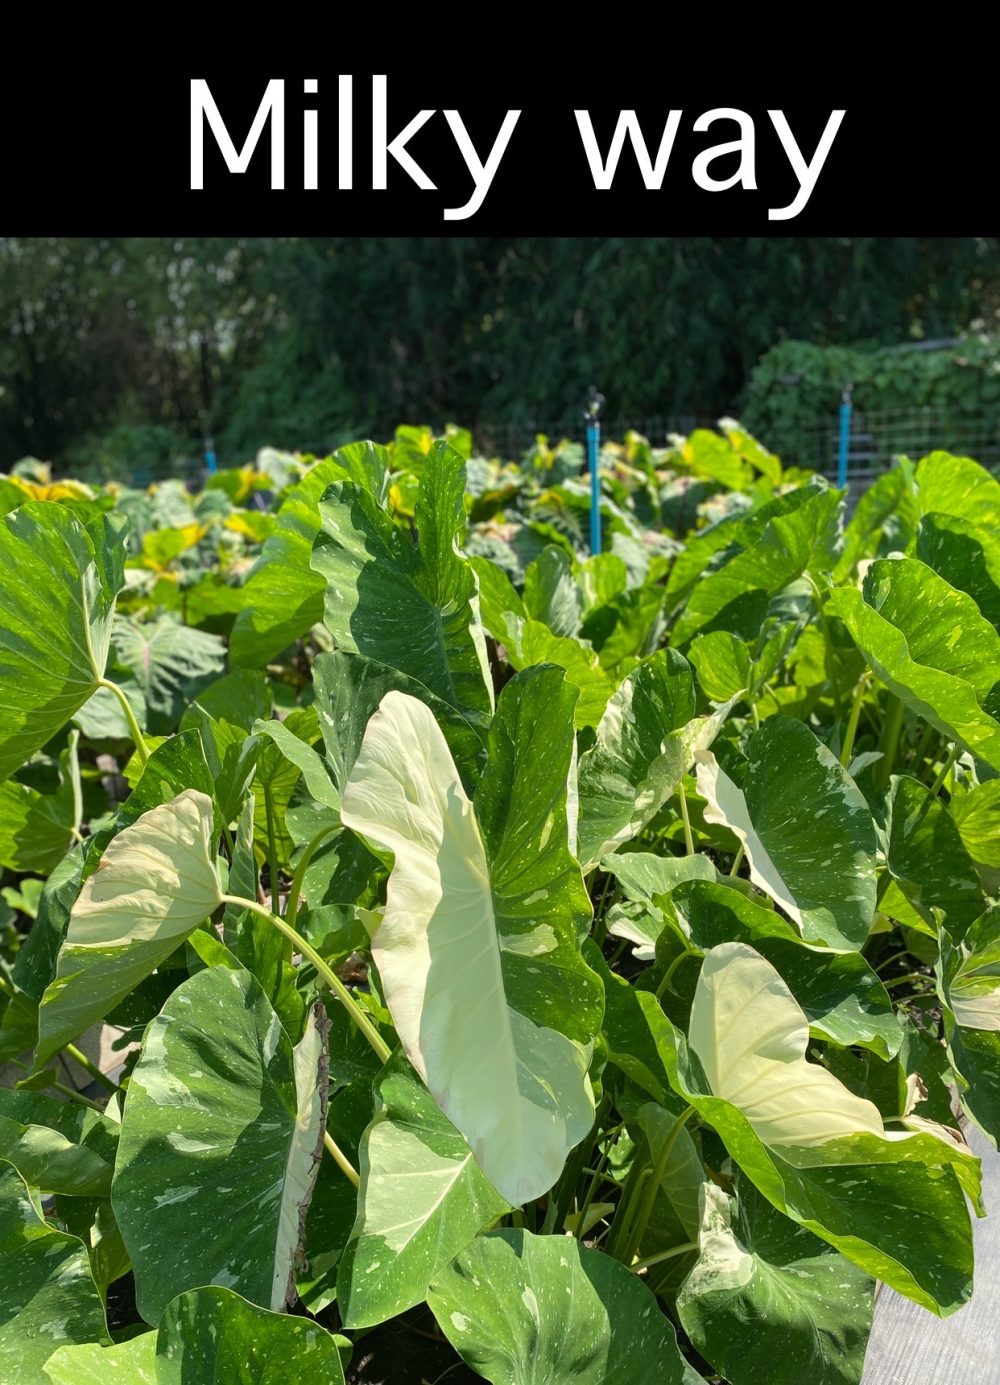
743,336 -> 1000,436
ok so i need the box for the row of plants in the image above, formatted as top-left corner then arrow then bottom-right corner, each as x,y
0,423 -> 998,1383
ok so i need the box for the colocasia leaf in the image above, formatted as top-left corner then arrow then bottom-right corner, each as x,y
36,789 -> 221,1066
341,671 -> 601,1205
937,908 -> 1000,1141
830,556 -> 1000,770
647,942 -> 978,1315
0,1161 -> 108,1381
337,1056 -> 508,1327
695,716 -> 876,950
428,1229 -> 691,1385
113,969 -> 329,1323
577,649 -> 732,868
677,1178 -> 873,1385
0,504 -> 125,781
311,443 -> 494,727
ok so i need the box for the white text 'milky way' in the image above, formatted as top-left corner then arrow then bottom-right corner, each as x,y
190,78 -> 846,222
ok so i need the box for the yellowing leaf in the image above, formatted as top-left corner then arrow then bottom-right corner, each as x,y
36,790 -> 221,1065
70,789 -> 220,947
689,942 -> 884,1148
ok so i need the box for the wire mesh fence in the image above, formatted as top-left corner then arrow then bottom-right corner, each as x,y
116,405 -> 1000,492
478,406 -> 1000,496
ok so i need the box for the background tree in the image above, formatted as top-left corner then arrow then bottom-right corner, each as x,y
1,237 -> 997,473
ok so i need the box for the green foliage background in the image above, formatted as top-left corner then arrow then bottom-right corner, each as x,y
4,238 -> 998,474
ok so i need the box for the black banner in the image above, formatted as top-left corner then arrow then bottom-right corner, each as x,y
5,34 -> 992,234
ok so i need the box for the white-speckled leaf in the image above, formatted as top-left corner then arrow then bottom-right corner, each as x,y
311,443 -> 493,726
689,943 -> 885,1148
830,556 -> 1000,770
577,649 -> 733,868
0,503 -> 124,781
0,1161 -> 108,1383
695,716 -> 876,950
938,909 -> 1000,1141
43,1333 -> 157,1384
644,947 -> 977,1314
36,789 -> 221,1066
337,1056 -> 508,1327
152,1286 -> 345,1382
428,1228 -> 691,1384
341,671 -> 601,1205
677,1179 -> 873,1385
112,968 -> 328,1323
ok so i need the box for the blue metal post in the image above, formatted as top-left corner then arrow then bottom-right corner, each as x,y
837,385 -> 853,490
204,435 -> 218,475
587,419 -> 601,555
584,387 -> 605,556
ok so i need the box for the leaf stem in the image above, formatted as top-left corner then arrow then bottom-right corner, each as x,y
875,947 -> 911,975
806,573 -> 843,718
63,1043 -> 119,1096
729,843 -> 745,877
655,943 -> 697,1001
97,677 -> 150,767
573,1120 -> 622,1241
592,873 -> 617,947
323,1130 -> 360,1188
927,742 -> 960,800
631,1240 -> 698,1273
286,825 -> 339,932
51,1081 -> 105,1111
619,1105 -> 696,1264
839,674 -> 870,768
262,785 -> 282,921
220,894 -> 391,1064
877,693 -> 905,789
678,779 -> 695,856
883,971 -> 933,991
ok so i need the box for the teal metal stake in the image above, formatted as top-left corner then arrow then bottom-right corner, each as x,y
837,384 -> 853,490
585,387 -> 605,556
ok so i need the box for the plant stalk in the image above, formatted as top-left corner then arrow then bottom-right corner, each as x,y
877,693 -> 905,789
220,895 -> 391,1064
839,675 -> 870,767
323,1130 -> 360,1187
678,779 -> 695,855
927,742 -> 960,800
286,824 -> 339,932
262,785 -> 282,921
631,1240 -> 698,1274
98,677 -> 150,766
63,1043 -> 119,1096
655,943 -> 696,1001
624,1106 -> 696,1264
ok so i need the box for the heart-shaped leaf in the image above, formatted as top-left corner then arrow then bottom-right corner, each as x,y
341,670 -> 601,1204
677,1178 -> 873,1385
695,716 -> 876,950
0,504 -> 125,781
113,968 -> 329,1323
428,1229 -> 691,1384
37,789 -> 221,1066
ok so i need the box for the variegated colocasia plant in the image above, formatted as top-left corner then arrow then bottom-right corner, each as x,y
0,429 -> 997,1383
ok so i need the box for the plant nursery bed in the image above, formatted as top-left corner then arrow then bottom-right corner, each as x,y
1,426 -> 998,1384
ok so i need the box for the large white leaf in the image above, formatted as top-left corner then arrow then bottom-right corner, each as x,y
36,790 -> 221,1065
688,942 -> 884,1148
340,682 -> 597,1205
